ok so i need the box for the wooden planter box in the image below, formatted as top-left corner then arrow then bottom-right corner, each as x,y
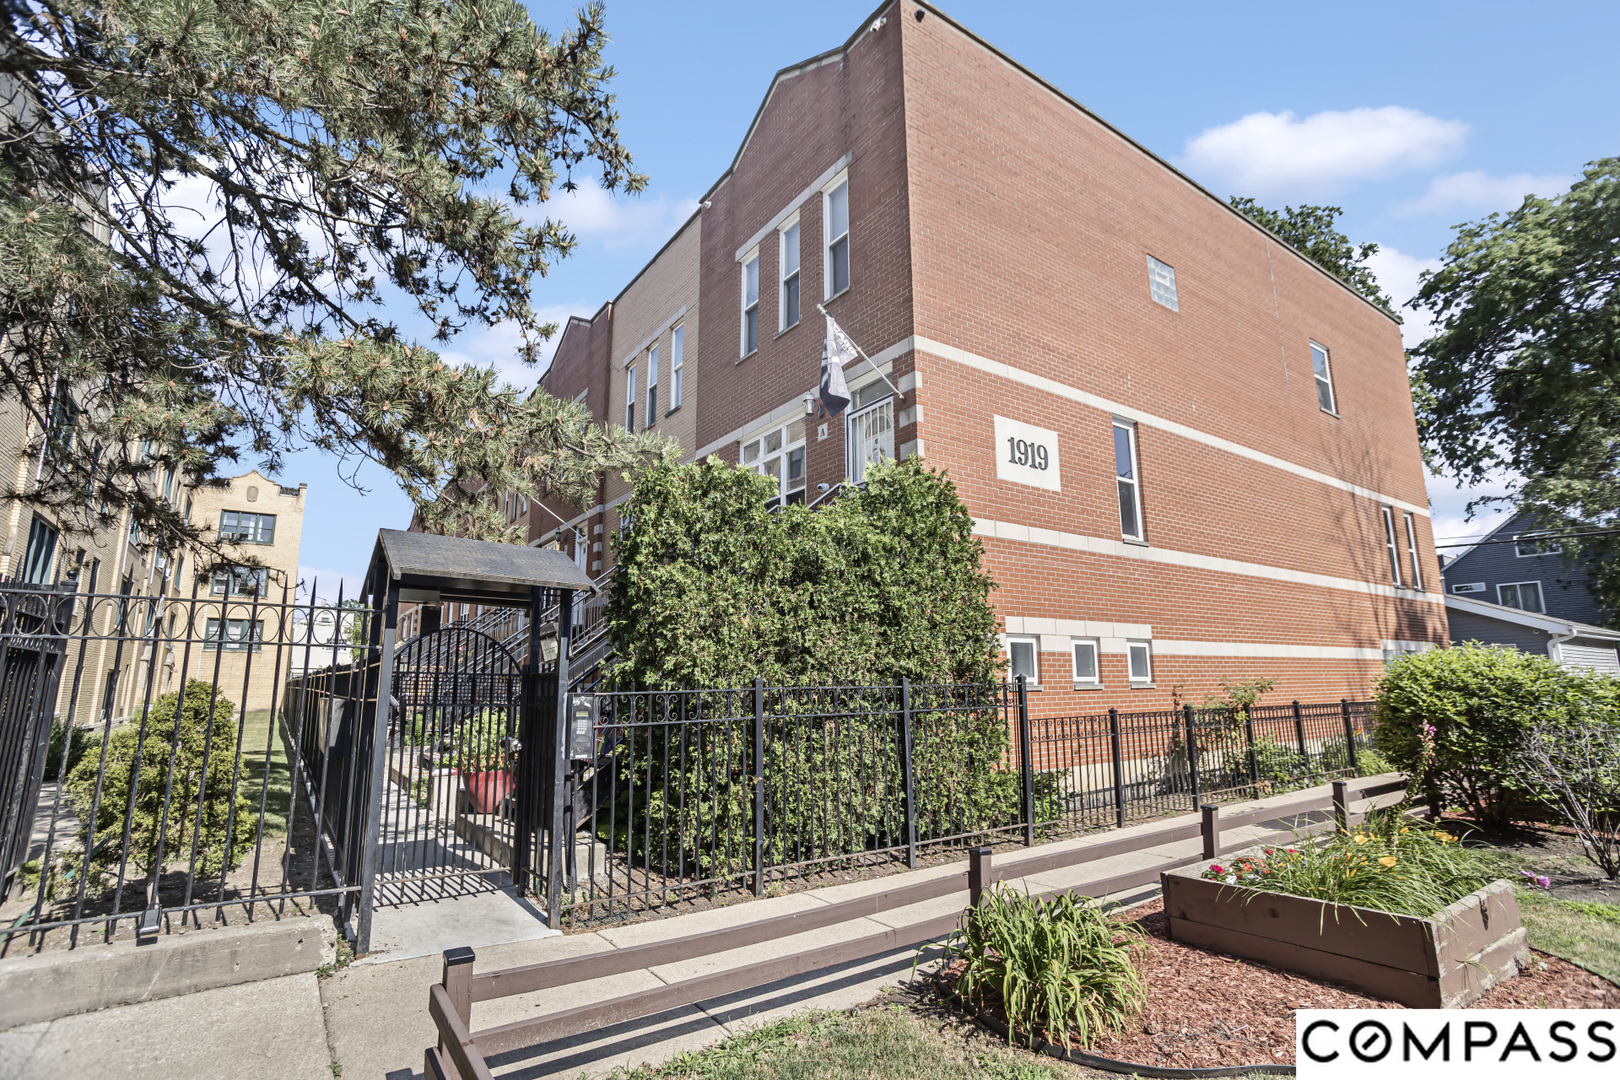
1162,849 -> 1529,1008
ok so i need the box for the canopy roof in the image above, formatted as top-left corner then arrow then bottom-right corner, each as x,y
369,528 -> 595,607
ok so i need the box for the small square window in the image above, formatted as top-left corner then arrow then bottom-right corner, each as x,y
1127,641 -> 1153,684
1147,255 -> 1178,311
1007,637 -> 1039,685
1072,639 -> 1099,684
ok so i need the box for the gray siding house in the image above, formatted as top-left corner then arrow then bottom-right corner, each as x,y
1440,512 -> 1618,674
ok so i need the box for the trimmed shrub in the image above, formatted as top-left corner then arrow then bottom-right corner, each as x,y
66,680 -> 257,880
1372,643 -> 1619,827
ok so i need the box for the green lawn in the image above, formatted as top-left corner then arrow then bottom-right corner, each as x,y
235,709 -> 293,839
1515,888 -> 1620,984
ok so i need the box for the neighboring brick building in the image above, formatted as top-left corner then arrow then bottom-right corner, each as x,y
523,0 -> 1447,709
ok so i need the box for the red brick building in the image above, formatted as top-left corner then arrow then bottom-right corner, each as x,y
530,0 -> 1445,710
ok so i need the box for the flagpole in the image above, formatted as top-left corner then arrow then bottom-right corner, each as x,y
817,304 -> 902,401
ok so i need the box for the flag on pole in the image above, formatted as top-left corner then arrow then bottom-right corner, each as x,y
820,313 -> 855,416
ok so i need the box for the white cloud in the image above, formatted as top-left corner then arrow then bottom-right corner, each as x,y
533,178 -> 700,252
1181,107 -> 1468,195
1363,245 -> 1442,349
1394,170 -> 1571,217
437,303 -> 593,391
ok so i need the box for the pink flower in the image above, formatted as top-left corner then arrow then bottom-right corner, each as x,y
1422,724 -> 1437,736
1520,870 -> 1552,890
1209,864 -> 1224,875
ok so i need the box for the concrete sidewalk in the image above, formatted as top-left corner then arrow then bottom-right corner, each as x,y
322,777 -> 1403,1079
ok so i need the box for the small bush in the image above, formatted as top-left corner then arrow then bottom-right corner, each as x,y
44,717 -> 94,779
66,680 -> 257,880
944,885 -> 1144,1049
1372,644 -> 1619,827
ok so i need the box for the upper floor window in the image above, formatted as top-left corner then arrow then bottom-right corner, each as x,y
646,345 -> 659,429
1381,507 -> 1402,586
21,517 -> 58,585
1498,580 -> 1545,614
1310,340 -> 1337,414
624,363 -> 637,433
1403,512 -> 1423,591
211,566 -> 269,598
824,178 -> 850,299
741,252 -> 760,355
1113,422 -> 1144,541
780,219 -> 801,331
1515,533 -> 1562,557
670,325 -> 684,409
1147,255 -> 1178,311
740,419 -> 807,506
220,510 -> 275,545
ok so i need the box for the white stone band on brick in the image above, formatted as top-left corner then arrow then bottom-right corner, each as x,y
972,516 -> 1443,605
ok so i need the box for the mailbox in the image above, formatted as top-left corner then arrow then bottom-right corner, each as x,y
567,693 -> 597,762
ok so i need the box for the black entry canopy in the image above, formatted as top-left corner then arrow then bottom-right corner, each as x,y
369,528 -> 595,608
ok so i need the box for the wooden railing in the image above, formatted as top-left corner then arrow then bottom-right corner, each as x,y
423,774 -> 1409,1079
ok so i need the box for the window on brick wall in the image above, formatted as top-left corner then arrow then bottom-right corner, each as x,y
646,345 -> 659,429
1311,340 -> 1337,414
1072,638 -> 1100,685
741,419 -> 807,507
1127,641 -> 1153,684
1382,506 -> 1402,586
220,511 -> 275,545
1007,636 -> 1039,685
824,177 -> 850,299
1404,511 -> 1423,590
780,219 -> 801,331
1147,255 -> 1178,311
670,325 -> 684,410
624,363 -> 636,433
1114,421 -> 1144,541
742,251 -> 760,355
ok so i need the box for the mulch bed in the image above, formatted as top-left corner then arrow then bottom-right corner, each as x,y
948,898 -> 1620,1072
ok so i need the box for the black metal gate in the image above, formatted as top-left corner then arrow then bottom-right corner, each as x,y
375,626 -> 526,903
0,588 -> 71,895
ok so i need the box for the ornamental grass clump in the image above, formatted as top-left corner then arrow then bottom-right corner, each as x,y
943,885 -> 1145,1049
1200,810 -> 1499,918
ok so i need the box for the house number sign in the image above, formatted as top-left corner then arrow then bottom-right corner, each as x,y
993,416 -> 1062,492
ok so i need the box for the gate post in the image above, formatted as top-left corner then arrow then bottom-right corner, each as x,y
752,677 -> 765,897
1293,700 -> 1312,783
1017,676 -> 1035,847
1340,699 -> 1360,776
545,589 -> 575,927
513,585 -> 546,896
354,576 -> 400,956
1108,707 -> 1125,829
898,677 -> 917,869
1183,704 -> 1200,810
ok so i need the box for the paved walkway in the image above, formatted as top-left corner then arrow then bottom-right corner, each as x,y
0,777 -> 1404,1080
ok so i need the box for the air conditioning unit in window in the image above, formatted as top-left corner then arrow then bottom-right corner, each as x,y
1451,582 -> 1486,594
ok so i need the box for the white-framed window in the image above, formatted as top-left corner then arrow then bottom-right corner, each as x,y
780,218 -> 801,331
1147,255 -> 1178,311
1403,511 -> 1423,590
1071,638 -> 1100,685
847,379 -> 893,485
1382,506 -> 1402,586
1498,580 -> 1545,614
1514,532 -> 1562,557
1310,340 -> 1337,414
824,176 -> 850,299
204,617 -> 264,652
211,566 -> 269,598
624,363 -> 637,433
21,516 -> 58,585
1451,582 -> 1486,594
220,511 -> 276,545
1127,641 -> 1153,684
741,251 -> 760,355
1113,421 -> 1144,541
670,324 -> 684,409
646,345 -> 659,429
740,419 -> 808,506
1007,636 -> 1039,685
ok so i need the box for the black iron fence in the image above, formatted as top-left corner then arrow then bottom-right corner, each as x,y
0,581 -> 378,950
553,678 -> 1376,925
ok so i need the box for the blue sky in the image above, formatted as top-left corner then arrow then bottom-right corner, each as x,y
286,0 -> 1620,591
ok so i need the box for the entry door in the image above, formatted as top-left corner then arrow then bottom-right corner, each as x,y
847,398 -> 893,484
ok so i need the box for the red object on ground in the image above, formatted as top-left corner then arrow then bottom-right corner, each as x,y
464,770 -> 512,814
